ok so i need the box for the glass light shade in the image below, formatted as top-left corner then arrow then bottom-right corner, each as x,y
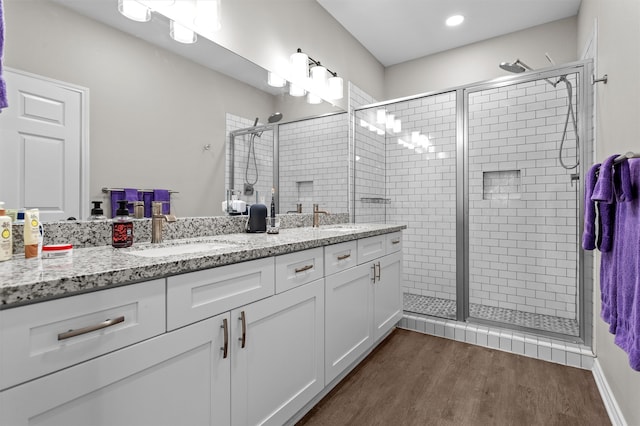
289,83 -> 306,97
290,51 -> 309,82
194,0 -> 221,31
118,0 -> 151,22
170,20 -> 197,44
307,92 -> 322,104
376,109 -> 386,124
311,65 -> 328,93
328,76 -> 343,100
267,72 -> 286,88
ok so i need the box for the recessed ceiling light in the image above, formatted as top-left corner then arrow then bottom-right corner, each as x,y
446,15 -> 464,27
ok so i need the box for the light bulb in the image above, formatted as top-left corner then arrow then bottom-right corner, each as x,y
118,0 -> 151,22
170,20 -> 197,44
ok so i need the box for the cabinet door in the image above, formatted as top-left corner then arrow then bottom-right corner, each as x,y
325,263 -> 373,384
374,251 -> 403,341
231,280 -> 324,426
0,315 -> 231,426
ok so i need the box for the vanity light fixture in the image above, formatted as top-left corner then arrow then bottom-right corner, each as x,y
290,48 -> 344,103
118,0 -> 151,22
170,20 -> 197,44
445,14 -> 464,27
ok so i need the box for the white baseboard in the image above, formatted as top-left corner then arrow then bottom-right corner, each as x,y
592,358 -> 627,426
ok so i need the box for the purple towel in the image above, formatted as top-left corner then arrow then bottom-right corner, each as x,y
592,154 -> 619,203
582,163 -> 600,250
142,191 -> 153,218
612,158 -> 640,370
110,188 -> 139,217
0,0 -> 8,110
153,189 -> 171,215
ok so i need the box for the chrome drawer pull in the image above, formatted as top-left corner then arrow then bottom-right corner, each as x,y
376,262 -> 381,281
57,316 -> 125,341
391,239 -> 401,244
294,264 -> 313,273
239,311 -> 247,349
337,254 -> 351,261
221,318 -> 229,359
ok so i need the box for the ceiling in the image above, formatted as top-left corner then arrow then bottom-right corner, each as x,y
316,0 -> 582,67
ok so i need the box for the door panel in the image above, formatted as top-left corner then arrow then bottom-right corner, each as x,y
0,69 -> 85,222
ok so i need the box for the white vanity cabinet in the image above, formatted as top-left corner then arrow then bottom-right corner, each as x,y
230,279 -> 325,426
325,234 -> 403,384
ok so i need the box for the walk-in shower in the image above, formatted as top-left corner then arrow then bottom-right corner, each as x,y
353,60 -> 592,343
227,113 -> 282,209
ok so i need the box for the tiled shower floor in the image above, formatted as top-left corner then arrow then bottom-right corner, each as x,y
403,294 -> 579,337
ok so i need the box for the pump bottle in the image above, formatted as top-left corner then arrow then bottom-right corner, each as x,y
112,200 -> 134,248
88,201 -> 107,220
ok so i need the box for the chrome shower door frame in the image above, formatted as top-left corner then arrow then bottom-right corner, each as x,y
459,60 -> 593,344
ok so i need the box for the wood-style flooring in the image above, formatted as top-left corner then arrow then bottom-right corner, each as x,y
298,329 -> 610,426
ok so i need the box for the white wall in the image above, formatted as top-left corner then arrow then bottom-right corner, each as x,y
4,0 -> 276,217
385,17 -> 578,99
577,1 -> 640,425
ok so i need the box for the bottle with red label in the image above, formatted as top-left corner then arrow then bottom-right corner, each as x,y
112,200 -> 133,248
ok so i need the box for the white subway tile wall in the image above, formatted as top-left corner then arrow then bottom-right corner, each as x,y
225,114 -> 274,206
467,75 -> 580,321
279,113 -> 349,214
355,92 -> 458,302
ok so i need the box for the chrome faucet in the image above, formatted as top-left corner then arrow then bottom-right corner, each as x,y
313,204 -> 329,228
151,202 -> 177,243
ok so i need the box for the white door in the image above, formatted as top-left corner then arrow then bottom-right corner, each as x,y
374,252 -> 403,341
0,69 -> 87,222
231,280 -> 325,426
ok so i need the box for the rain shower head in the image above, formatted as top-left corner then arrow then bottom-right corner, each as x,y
268,112 -> 283,123
499,59 -> 532,74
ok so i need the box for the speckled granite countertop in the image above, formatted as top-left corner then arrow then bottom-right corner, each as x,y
0,224 -> 405,308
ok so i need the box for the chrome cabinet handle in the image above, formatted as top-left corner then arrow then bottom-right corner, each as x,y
375,262 -> 381,281
57,316 -> 125,341
337,253 -> 351,261
391,239 -> 401,245
221,318 -> 229,359
239,311 -> 247,349
295,264 -> 313,273
371,264 -> 377,283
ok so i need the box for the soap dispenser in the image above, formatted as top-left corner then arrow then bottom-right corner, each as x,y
88,201 -> 107,220
112,200 -> 134,248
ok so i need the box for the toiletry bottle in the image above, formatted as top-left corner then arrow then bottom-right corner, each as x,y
0,202 -> 12,262
112,200 -> 134,248
24,209 -> 40,259
88,201 -> 107,220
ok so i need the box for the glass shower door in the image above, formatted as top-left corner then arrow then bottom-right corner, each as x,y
465,74 -> 581,336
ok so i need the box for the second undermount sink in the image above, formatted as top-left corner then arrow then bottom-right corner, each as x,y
126,240 -> 238,258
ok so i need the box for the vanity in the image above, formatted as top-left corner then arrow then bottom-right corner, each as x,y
0,223 -> 404,425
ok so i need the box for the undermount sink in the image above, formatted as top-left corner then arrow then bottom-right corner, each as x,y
126,240 -> 238,258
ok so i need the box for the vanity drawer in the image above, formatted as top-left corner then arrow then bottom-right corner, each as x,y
167,257 -> 275,330
275,247 -> 324,293
357,235 -> 387,264
0,279 -> 166,391
324,241 -> 357,276
386,232 -> 403,254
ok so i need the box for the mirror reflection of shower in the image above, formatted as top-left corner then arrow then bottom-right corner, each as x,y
243,113 -> 283,196
500,55 -> 579,170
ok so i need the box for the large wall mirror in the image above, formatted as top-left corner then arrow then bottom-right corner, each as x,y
4,0 -> 345,219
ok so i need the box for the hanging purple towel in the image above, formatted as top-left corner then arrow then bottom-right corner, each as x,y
109,188 -> 139,217
142,191 -> 153,218
613,159 -> 640,371
0,0 -> 8,110
153,189 -> 171,214
582,163 -> 600,250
